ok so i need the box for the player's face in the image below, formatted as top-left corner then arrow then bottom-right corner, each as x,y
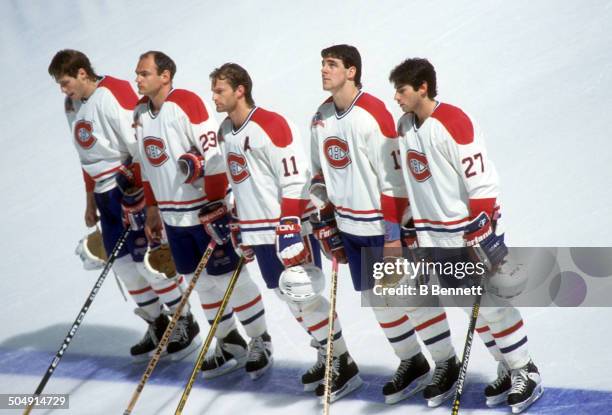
321,57 -> 351,92
211,79 -> 238,113
394,84 -> 421,113
135,56 -> 164,97
56,71 -> 88,100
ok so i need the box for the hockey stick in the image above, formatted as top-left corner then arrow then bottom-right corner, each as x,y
322,256 -> 339,415
174,256 -> 246,415
23,228 -> 130,415
122,240 -> 217,415
451,246 -> 488,415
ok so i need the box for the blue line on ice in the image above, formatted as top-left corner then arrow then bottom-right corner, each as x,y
2,347 -> 611,413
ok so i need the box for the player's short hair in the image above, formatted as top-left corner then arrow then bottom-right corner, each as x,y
139,51 -> 176,80
389,58 -> 438,99
209,63 -> 255,107
48,49 -> 98,81
321,44 -> 362,89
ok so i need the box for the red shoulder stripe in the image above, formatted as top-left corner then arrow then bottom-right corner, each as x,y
431,103 -> 474,145
355,93 -> 397,139
250,107 -> 293,148
98,76 -> 138,110
166,89 -> 210,124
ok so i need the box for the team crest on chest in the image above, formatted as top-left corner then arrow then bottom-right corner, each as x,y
74,120 -> 96,149
323,136 -> 351,169
143,136 -> 169,167
227,152 -> 250,183
407,150 -> 431,182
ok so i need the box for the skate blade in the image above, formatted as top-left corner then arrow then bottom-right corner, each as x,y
384,371 -> 430,405
248,356 -> 274,380
168,335 -> 203,362
427,380 -> 458,408
486,391 -> 510,407
319,374 -> 363,404
510,385 -> 544,414
201,356 -> 247,379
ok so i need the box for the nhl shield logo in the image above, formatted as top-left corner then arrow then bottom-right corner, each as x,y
407,150 -> 431,182
323,136 -> 351,169
143,136 -> 169,167
227,152 -> 250,183
74,120 -> 96,149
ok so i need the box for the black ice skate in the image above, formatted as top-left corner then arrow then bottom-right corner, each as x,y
166,312 -> 201,361
201,329 -> 248,379
382,352 -> 431,404
423,355 -> 461,407
507,360 -> 543,414
130,309 -> 169,361
302,342 -> 326,392
315,352 -> 363,403
485,361 -> 511,407
246,331 -> 273,380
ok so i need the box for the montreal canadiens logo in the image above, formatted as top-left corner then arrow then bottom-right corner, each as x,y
407,150 -> 431,182
323,136 -> 351,169
74,120 -> 96,149
143,136 -> 169,166
227,152 -> 250,183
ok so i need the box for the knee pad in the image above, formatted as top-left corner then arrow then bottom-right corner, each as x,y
479,305 -> 517,324
278,264 -> 325,304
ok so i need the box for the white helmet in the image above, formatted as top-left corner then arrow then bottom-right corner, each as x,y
279,264 -> 325,303
75,229 -> 107,270
485,259 -> 527,299
143,244 -> 177,279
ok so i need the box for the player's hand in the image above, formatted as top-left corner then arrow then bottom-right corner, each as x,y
84,193 -> 99,227
464,212 -> 508,270
198,201 -> 231,244
121,187 -> 146,231
229,220 -> 255,263
310,207 -> 347,264
276,216 -> 309,267
145,206 -> 163,244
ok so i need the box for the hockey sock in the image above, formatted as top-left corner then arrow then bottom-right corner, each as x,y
373,306 -> 421,360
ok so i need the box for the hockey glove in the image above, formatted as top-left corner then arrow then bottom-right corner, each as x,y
276,216 -> 309,267
121,187 -> 146,231
310,207 -> 347,264
464,212 -> 508,270
309,174 -> 329,210
178,147 -> 205,184
400,221 -> 430,287
198,201 -> 231,244
229,217 -> 255,263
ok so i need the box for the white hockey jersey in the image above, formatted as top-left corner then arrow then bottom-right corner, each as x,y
64,76 -> 138,193
310,91 -> 408,237
133,89 -> 227,227
396,102 -> 502,248
218,107 -> 314,246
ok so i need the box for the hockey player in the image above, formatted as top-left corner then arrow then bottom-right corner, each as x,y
133,51 -> 272,377
310,44 -> 460,406
47,49 -> 176,361
209,62 -> 362,401
388,57 -> 543,413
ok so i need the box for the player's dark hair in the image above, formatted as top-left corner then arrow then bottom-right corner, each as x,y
389,58 -> 437,99
48,49 -> 99,81
321,44 -> 362,89
139,51 -> 177,80
209,63 -> 255,107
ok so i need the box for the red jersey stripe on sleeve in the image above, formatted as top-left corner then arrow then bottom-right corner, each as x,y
82,169 -> 95,192
204,173 -> 229,201
380,193 -> 408,224
468,197 -> 496,220
280,197 -> 309,218
143,181 -> 157,206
